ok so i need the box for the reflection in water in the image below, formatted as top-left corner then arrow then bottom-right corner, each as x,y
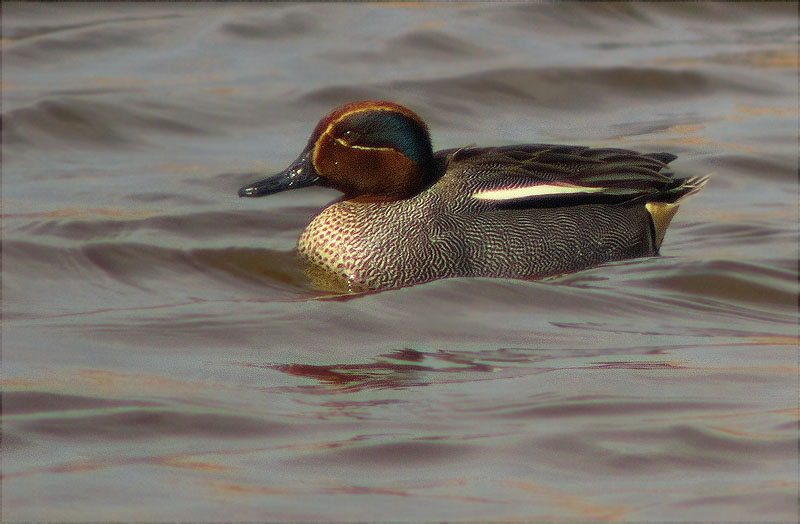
265,348 -> 495,392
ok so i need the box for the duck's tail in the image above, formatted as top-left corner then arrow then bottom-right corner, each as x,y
646,174 -> 710,251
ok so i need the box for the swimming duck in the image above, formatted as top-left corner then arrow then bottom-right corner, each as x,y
239,101 -> 707,292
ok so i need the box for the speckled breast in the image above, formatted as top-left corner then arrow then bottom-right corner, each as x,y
297,192 -> 451,291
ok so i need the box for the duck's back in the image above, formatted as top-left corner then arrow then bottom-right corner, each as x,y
299,144 -> 706,291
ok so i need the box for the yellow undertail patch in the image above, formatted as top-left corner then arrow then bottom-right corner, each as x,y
645,202 -> 681,250
647,174 -> 711,250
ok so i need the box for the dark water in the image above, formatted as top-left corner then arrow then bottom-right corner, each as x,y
2,2 -> 798,521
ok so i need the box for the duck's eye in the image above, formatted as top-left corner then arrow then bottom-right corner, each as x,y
342,129 -> 361,144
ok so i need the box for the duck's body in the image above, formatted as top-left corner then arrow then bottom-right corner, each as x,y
239,101 -> 706,292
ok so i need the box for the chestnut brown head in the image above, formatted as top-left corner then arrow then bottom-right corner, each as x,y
238,101 -> 435,200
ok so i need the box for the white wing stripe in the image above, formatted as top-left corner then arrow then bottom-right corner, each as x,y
473,184 -> 607,201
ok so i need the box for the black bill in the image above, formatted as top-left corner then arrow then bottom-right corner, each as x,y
238,152 -> 319,198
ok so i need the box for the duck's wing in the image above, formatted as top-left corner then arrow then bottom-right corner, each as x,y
441,145 -> 706,209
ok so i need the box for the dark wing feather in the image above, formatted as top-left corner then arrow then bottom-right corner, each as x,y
438,144 -> 695,208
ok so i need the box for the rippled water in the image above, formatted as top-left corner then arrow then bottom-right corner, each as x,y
2,3 -> 798,521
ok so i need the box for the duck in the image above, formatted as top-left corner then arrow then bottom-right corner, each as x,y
238,100 -> 707,292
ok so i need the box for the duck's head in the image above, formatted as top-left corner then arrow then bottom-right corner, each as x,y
238,101 -> 436,200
